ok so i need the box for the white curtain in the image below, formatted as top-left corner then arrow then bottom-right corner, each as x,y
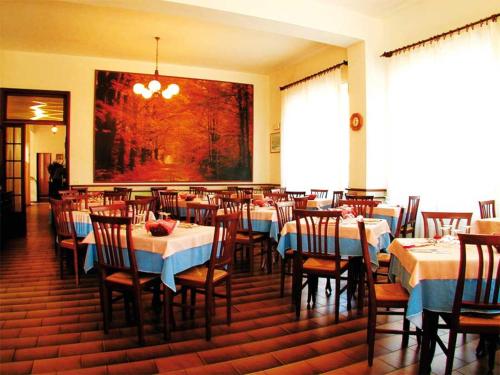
280,69 -> 349,194
386,21 -> 500,218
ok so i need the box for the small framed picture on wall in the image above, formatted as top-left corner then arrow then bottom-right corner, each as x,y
270,132 -> 280,153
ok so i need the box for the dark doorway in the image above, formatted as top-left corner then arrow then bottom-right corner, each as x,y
36,153 -> 51,202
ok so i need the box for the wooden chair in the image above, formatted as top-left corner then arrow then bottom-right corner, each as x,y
185,203 -> 218,226
401,195 -> 420,238
164,212 -> 239,340
150,186 -> 167,211
59,189 -> 79,197
261,186 -> 274,197
62,194 -> 88,211
339,199 -> 380,218
438,233 -> 500,375
274,201 -> 295,297
268,193 -> 289,202
331,191 -> 344,208
72,187 -> 88,195
158,191 -> 180,219
310,189 -> 328,198
286,191 -> 306,199
479,200 -> 496,219
345,194 -> 374,201
293,209 -> 352,322
89,203 -> 127,217
376,207 -> 406,280
357,219 -> 420,366
126,198 -> 154,224
89,214 -> 161,345
293,197 -> 308,209
113,187 -> 133,200
189,186 -> 207,197
236,187 -> 253,198
222,197 -> 268,275
50,199 -> 87,287
103,190 -> 128,205
421,211 -> 473,238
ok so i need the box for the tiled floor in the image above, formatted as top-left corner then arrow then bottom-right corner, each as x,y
0,204 -> 497,374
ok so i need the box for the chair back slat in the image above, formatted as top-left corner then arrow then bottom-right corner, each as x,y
293,197 -> 308,209
478,200 -> 496,219
113,187 -> 133,200
90,214 -> 138,276
90,203 -> 127,217
222,197 -> 252,233
453,234 -> 500,320
310,189 -> 328,198
421,212 -> 473,238
126,198 -> 154,224
104,191 -> 128,205
269,193 -> 289,202
338,199 -> 379,218
50,198 -> 77,239
345,194 -> 374,201
274,201 -> 294,234
207,213 -> 239,284
159,191 -> 179,218
186,203 -> 218,226
294,209 -> 342,260
331,191 -> 344,208
286,191 -> 306,199
236,187 -> 253,199
405,196 -> 420,228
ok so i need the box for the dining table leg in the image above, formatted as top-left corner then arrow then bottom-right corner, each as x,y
419,309 -> 439,374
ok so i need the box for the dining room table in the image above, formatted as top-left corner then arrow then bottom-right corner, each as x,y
471,217 -> 500,234
82,222 -> 217,291
372,204 -> 402,235
387,236 -> 500,374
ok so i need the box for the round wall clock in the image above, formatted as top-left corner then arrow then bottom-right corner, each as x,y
350,113 -> 363,131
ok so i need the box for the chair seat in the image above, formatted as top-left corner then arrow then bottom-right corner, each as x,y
459,313 -> 500,333
303,257 -> 348,274
59,238 -> 85,249
106,271 -> 159,287
374,283 -> 409,305
377,252 -> 391,264
236,232 -> 267,243
176,266 -> 228,286
401,224 -> 414,233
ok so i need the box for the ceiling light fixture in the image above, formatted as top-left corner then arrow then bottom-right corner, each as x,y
51,125 -> 58,134
133,37 -> 180,100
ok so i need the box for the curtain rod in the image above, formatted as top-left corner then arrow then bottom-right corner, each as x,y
381,13 -> 499,58
279,60 -> 348,91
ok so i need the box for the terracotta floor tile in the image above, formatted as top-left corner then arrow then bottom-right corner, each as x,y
272,345 -> 318,364
107,359 -> 158,374
31,355 -> 82,373
197,344 -> 245,364
14,345 -> 60,361
58,341 -> 104,357
231,353 -> 282,374
0,360 -> 34,375
155,353 -> 203,372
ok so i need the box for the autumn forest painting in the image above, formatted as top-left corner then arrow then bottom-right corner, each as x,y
94,70 -> 253,182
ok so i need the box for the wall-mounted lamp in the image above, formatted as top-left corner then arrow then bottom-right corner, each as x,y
51,125 -> 58,134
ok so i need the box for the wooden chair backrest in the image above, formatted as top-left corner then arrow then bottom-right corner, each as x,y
125,198 -> 154,224
294,209 -> 342,261
345,194 -> 374,201
405,195 -> 420,228
286,191 -> 306,199
59,189 -> 79,197
104,191 -> 128,205
338,199 -> 380,218
89,203 -> 127,217
274,201 -> 294,234
421,211 -> 473,238
189,186 -> 207,196
62,194 -> 88,210
236,187 -> 253,199
268,193 -> 289,202
331,191 -> 344,208
293,197 -> 308,209
186,203 -> 218,226
89,214 -> 138,277
50,198 -> 77,239
159,191 -> 179,217
221,197 -> 253,235
479,200 -> 496,219
393,206 -> 405,238
357,219 -> 377,312
452,233 -> 500,325
113,187 -> 132,200
204,212 -> 239,287
310,189 -> 328,198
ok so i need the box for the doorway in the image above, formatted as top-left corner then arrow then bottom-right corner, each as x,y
0,88 -> 70,238
36,153 -> 51,202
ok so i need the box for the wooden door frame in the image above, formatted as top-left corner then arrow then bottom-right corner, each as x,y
0,88 -> 70,237
36,152 -> 52,202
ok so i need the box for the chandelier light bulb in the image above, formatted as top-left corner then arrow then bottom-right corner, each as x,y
51,125 -> 58,134
133,83 -> 145,94
162,89 -> 173,99
167,83 -> 180,96
142,88 -> 153,99
148,79 -> 161,92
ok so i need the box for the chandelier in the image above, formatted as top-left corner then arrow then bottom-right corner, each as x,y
133,37 -> 180,99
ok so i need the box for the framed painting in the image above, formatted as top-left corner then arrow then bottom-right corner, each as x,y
93,70 -> 253,182
270,132 -> 280,153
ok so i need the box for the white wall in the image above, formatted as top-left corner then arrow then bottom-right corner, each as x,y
0,49 -> 270,185
27,125 -> 66,201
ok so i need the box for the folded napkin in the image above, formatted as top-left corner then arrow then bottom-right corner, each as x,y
253,199 -> 266,207
145,219 -> 178,236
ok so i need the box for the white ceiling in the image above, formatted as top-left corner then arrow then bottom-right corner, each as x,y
320,0 -> 421,18
0,0 -> 417,74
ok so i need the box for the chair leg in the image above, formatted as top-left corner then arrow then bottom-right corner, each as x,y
190,288 -> 197,320
402,315 -> 410,347
164,287 -> 173,341
335,275 -> 341,323
133,288 -> 145,346
181,287 -> 187,320
444,331 -> 458,375
124,292 -> 132,324
325,277 -> 332,296
367,310 -> 376,366
205,286 -> 213,340
226,277 -> 232,325
486,334 -> 497,375
280,258 -> 286,297
73,249 -> 79,287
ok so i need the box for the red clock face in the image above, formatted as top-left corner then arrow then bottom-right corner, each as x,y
350,113 -> 363,131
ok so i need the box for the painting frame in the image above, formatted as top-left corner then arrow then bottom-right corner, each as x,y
93,69 -> 254,183
270,132 -> 281,153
